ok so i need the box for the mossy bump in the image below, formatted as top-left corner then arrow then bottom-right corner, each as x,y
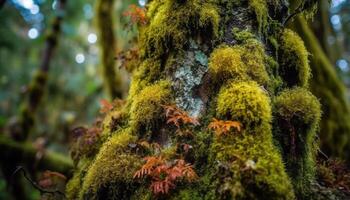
217,81 -> 271,128
278,29 -> 310,87
208,46 -> 247,83
274,88 -> 321,198
140,0 -> 219,58
80,130 -> 142,199
130,80 -> 172,132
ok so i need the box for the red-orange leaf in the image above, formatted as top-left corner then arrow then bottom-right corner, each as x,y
208,118 -> 242,136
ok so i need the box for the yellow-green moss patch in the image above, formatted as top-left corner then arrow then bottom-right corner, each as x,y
278,29 -> 310,87
248,0 -> 268,34
208,41 -> 270,88
140,0 -> 219,58
209,130 -> 295,199
80,129 -> 142,199
275,87 -> 321,124
217,81 -> 271,129
208,46 -> 248,82
130,80 -> 172,132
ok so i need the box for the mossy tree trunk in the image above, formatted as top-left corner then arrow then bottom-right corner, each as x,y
66,0 -> 324,199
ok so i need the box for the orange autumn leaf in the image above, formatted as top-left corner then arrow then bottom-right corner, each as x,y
99,99 -> 113,113
123,5 -> 148,26
162,105 -> 200,128
134,156 -> 198,195
208,118 -> 242,136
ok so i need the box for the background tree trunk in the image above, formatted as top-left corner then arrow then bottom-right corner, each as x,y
95,0 -> 124,100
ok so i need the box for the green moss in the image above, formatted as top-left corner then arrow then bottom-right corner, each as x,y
128,58 -> 163,101
232,28 -> 256,42
248,0 -> 268,34
216,81 -> 271,129
66,171 -> 81,200
140,0 -> 219,58
274,88 -> 321,198
240,39 -> 271,88
210,81 -> 295,199
130,80 -> 172,132
209,132 -> 295,199
208,46 -> 248,83
80,129 -> 142,199
170,189 -> 202,200
208,42 -> 270,88
278,29 -> 310,88
66,159 -> 92,199
275,88 -> 321,124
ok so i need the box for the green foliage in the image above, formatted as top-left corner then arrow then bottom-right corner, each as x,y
128,58 -> 163,101
208,46 -> 247,83
291,16 -> 350,162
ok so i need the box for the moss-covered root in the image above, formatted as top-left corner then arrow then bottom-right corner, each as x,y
210,81 -> 295,199
76,129 -> 142,200
274,88 -> 321,198
278,29 -> 310,88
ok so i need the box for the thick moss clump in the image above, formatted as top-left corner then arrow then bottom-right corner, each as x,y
140,0 -> 219,58
208,41 -> 270,88
278,29 -> 310,87
274,88 -> 321,197
128,58 -> 163,101
80,130 -> 142,199
129,80 -> 172,132
217,81 -> 271,129
209,133 -> 295,199
208,46 -> 247,83
211,81 -> 294,199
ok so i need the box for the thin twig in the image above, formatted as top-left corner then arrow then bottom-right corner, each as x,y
283,2 -> 304,26
318,149 -> 329,160
11,166 -> 66,199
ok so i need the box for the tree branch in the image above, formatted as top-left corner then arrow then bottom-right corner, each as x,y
12,166 -> 66,198
0,135 -> 73,176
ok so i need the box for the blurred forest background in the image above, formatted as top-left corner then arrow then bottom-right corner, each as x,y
0,0 -> 350,199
